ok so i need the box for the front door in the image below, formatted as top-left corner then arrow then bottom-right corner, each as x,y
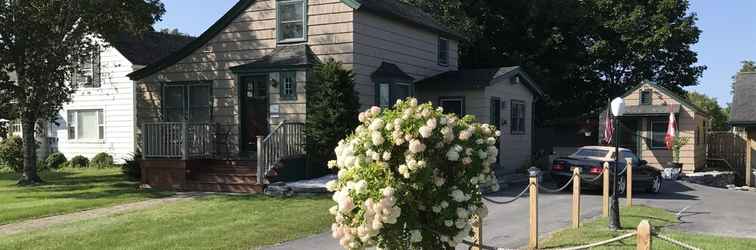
241,76 -> 269,154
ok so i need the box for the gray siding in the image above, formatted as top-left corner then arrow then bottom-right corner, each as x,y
417,77 -> 536,174
353,11 -> 459,108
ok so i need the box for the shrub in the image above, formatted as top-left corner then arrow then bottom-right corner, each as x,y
45,152 -> 67,170
305,58 -> 360,177
0,136 -> 23,173
68,155 -> 89,168
91,152 -> 114,168
328,98 -> 501,249
121,151 -> 142,180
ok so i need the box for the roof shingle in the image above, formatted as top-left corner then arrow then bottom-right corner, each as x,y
731,73 -> 756,125
109,32 -> 195,66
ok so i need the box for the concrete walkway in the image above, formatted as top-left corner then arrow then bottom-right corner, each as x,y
0,194 -> 197,236
265,180 -> 756,250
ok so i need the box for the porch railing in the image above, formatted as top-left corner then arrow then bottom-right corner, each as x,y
142,122 -> 215,159
257,121 -> 306,184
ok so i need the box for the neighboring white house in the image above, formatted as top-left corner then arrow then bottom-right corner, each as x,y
6,32 -> 193,163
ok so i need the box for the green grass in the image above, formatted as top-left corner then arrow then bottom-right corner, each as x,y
0,168 -> 171,225
541,205 -> 756,249
0,195 -> 335,250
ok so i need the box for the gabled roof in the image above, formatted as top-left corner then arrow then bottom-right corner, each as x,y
415,66 -> 545,98
619,82 -> 708,117
730,72 -> 756,126
129,0 -> 461,80
230,44 -> 320,72
109,31 -> 195,66
371,62 -> 414,82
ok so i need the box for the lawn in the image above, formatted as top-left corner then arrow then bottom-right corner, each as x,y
541,205 -> 756,250
0,167 -> 170,225
0,195 -> 335,250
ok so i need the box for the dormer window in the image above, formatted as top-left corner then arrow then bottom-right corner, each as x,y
277,0 -> 307,43
640,90 -> 652,105
438,37 -> 449,66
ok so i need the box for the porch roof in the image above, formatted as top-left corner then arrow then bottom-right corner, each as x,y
371,62 -> 414,82
229,44 -> 320,72
415,66 -> 545,98
623,104 -> 680,117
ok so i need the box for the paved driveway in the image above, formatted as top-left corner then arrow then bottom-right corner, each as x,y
265,180 -> 756,250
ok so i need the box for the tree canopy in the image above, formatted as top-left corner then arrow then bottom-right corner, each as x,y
687,92 -> 729,131
0,0 -> 165,185
404,0 -> 705,122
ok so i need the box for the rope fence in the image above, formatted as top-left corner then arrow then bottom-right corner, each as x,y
466,161 -> 702,250
482,183 -> 531,205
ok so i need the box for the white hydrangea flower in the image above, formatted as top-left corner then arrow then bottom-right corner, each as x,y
419,125 -> 433,138
371,132 -> 385,146
410,230 -> 423,243
408,139 -> 426,153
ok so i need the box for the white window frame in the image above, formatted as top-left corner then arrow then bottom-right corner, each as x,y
378,83 -> 391,108
67,109 -> 104,141
439,97 -> 465,116
73,46 -> 101,88
276,0 -> 308,43
510,100 -> 526,134
438,37 -> 450,66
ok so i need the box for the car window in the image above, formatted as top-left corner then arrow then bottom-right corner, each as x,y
619,150 -> 640,165
574,149 -> 610,158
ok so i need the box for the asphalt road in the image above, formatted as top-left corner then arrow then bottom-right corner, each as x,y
265,180 -> 756,250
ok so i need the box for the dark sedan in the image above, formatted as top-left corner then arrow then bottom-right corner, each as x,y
550,146 -> 662,194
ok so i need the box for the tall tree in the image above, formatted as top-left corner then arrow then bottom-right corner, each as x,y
0,0 -> 165,185
687,92 -> 729,131
405,0 -> 705,121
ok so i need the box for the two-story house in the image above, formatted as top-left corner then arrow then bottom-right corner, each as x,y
129,0 -> 544,192
7,32 -> 193,164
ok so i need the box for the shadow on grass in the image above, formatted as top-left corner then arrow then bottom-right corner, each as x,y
3,169 -> 172,200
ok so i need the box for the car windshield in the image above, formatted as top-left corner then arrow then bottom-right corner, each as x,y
573,149 -> 609,158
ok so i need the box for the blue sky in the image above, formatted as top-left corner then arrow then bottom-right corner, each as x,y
154,0 -> 755,107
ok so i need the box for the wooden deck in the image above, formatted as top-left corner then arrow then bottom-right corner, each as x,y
140,159 -> 264,193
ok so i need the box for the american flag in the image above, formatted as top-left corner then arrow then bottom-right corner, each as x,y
665,112 -> 677,150
603,110 -> 613,144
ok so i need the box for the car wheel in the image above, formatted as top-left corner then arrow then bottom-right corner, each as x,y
647,175 -> 662,193
614,176 -> 627,195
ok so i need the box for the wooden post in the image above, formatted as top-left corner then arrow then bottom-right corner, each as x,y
636,220 -> 652,250
256,135 -> 264,184
471,214 -> 483,250
747,131 -> 753,187
603,162 -> 610,217
626,159 -> 633,207
572,167 -> 581,228
181,122 -> 189,160
528,168 -> 539,250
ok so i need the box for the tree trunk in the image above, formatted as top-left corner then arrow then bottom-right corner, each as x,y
17,116 -> 43,185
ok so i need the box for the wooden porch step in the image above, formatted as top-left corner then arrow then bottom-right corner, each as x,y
192,174 -> 258,184
182,182 -> 264,193
200,167 -> 257,175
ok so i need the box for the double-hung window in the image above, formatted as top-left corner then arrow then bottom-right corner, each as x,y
67,110 -> 104,140
277,0 -> 307,43
440,97 -> 465,116
163,82 -> 212,122
650,119 -> 668,149
510,100 -> 526,134
438,37 -> 449,66
280,71 -> 297,100
73,46 -> 101,88
377,82 -> 413,108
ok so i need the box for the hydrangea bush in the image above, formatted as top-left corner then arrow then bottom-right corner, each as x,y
327,98 -> 501,249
